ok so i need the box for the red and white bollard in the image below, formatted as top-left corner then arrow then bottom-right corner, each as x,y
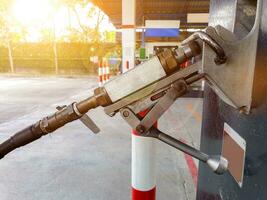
120,0 -> 156,198
102,58 -> 107,84
106,60 -> 110,81
103,58 -> 110,83
98,58 -> 110,86
132,110 -> 157,200
98,60 -> 103,86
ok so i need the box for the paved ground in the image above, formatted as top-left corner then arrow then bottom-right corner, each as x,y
0,77 -> 203,200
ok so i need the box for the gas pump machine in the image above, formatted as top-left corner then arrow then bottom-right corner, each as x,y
197,0 -> 267,199
0,0 -> 267,199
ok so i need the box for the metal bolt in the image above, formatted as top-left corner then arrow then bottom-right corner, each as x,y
123,110 -> 129,117
136,125 -> 146,134
109,112 -> 116,117
214,56 -> 227,65
239,106 -> 248,114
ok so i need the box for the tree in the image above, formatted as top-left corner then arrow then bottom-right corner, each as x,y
67,3 -> 105,43
0,0 -> 117,74
0,0 -> 15,73
53,0 -> 111,72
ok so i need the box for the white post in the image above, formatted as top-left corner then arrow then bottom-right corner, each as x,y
132,127 -> 156,200
122,0 -> 136,73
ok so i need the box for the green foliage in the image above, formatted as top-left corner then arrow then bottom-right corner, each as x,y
0,42 -> 119,74
0,0 -> 121,73
0,0 -> 9,11
0,0 -> 110,44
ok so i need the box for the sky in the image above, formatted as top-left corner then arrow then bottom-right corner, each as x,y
9,0 -> 115,42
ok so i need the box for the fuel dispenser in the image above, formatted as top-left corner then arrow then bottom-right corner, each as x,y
0,0 -> 266,198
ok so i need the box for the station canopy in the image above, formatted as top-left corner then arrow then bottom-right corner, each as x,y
91,0 -> 210,29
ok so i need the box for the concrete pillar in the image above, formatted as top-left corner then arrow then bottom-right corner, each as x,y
122,0 -> 136,72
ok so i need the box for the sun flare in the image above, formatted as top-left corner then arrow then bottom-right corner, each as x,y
10,0 -> 115,42
12,0 -> 54,26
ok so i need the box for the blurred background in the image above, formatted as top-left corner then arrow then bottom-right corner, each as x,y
0,0 -> 120,76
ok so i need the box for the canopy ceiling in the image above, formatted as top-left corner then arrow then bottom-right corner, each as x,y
92,0 -> 210,29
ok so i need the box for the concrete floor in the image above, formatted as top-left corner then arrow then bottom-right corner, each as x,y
0,77 -> 203,200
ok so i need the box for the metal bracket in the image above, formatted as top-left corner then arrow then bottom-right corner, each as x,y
201,25 -> 260,113
181,27 -> 258,114
182,30 -> 227,65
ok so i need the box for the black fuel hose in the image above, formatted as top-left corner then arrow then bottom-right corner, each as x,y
0,95 -> 100,159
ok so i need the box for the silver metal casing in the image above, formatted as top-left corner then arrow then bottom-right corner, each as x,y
104,56 -> 166,103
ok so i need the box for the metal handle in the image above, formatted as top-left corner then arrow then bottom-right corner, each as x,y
148,127 -> 228,175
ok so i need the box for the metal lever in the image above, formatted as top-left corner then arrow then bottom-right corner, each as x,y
121,107 -> 228,174
136,80 -> 187,134
120,75 -> 204,133
134,74 -> 204,134
148,127 -> 228,175
79,114 -> 100,134
56,105 -> 100,134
